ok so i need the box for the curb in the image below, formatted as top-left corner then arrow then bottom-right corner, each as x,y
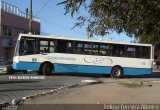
10,79 -> 103,106
0,73 -> 7,75
0,102 -> 10,109
11,85 -> 70,106
118,81 -> 153,87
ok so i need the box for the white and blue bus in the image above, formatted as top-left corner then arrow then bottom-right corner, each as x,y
12,34 -> 154,78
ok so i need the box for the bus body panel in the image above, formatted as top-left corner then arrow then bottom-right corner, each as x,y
13,53 -> 152,68
12,62 -> 152,75
12,53 -> 152,75
123,67 -> 152,75
54,64 -> 112,74
12,62 -> 40,71
13,53 -> 152,67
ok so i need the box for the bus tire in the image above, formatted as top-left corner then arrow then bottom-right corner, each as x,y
111,66 -> 123,78
42,63 -> 53,76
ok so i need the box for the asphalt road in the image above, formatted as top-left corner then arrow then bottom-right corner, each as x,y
1,72 -> 160,105
0,72 -> 93,104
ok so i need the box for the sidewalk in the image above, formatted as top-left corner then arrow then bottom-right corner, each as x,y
23,79 -> 160,104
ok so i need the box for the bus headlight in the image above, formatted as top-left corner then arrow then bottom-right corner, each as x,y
13,56 -> 19,63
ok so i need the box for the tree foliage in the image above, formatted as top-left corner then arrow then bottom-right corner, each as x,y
59,0 -> 160,55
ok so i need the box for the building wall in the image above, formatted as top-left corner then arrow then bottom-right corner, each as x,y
1,11 -> 40,33
0,10 -> 40,62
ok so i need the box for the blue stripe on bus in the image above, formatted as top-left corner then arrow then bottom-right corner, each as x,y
12,62 -> 152,75
12,62 -> 40,71
54,64 -> 112,74
123,67 -> 152,75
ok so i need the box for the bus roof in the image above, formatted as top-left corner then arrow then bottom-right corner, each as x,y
18,34 -> 152,47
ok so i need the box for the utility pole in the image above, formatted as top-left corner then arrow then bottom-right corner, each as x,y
29,0 -> 32,34
87,26 -> 91,39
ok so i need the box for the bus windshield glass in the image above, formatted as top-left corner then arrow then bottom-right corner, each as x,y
19,37 -> 36,55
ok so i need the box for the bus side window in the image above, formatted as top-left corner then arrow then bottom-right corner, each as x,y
118,45 -> 125,57
126,46 -> 136,58
58,46 -> 63,53
135,46 -> 141,58
111,45 -> 118,57
44,48 -> 49,53
57,40 -> 67,53
141,46 -> 150,59
83,43 -> 92,55
49,41 -> 56,53
40,40 -> 49,53
66,42 -> 73,53
74,42 -> 83,54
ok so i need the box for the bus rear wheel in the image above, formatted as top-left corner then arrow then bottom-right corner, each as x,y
42,63 -> 53,76
111,66 -> 123,78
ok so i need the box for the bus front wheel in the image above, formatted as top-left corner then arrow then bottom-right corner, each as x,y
42,63 -> 53,76
111,66 -> 123,78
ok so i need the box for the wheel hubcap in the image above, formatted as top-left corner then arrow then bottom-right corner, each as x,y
46,67 -> 51,74
113,69 -> 121,76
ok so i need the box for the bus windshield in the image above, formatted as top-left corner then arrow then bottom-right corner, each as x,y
19,37 -> 37,55
18,36 -> 56,55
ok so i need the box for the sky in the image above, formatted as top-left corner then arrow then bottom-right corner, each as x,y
3,0 -> 134,42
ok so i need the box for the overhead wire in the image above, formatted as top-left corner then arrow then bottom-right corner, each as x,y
34,0 -> 52,17
34,0 -> 86,36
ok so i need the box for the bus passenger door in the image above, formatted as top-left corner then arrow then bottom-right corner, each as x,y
57,40 -> 67,53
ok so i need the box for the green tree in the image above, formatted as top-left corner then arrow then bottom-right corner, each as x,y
59,0 -> 160,55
